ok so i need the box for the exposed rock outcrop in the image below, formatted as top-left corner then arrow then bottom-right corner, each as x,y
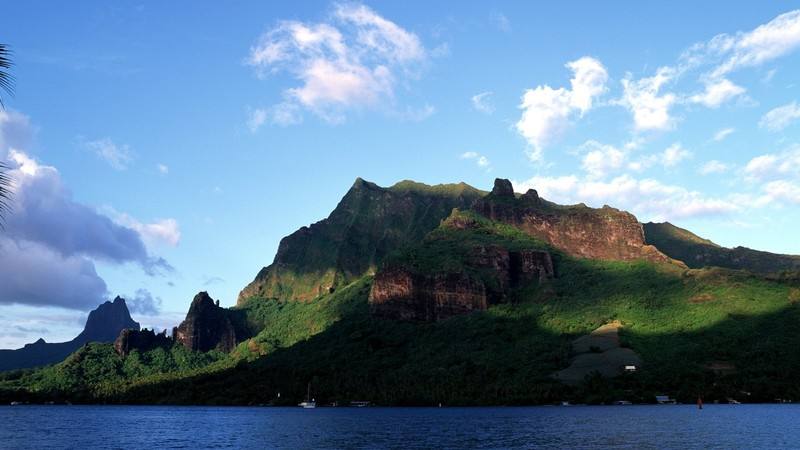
0,296 -> 140,372
114,328 -> 172,357
174,292 -> 244,352
238,178 -> 485,304
369,247 -> 555,321
473,178 -> 676,265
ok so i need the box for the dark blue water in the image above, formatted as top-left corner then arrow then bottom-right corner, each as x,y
1,405 -> 799,449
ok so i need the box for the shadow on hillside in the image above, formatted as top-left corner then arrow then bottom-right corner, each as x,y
115,275 -> 800,406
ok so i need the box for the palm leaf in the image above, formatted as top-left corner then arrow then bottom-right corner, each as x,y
0,43 -> 14,109
0,43 -> 13,225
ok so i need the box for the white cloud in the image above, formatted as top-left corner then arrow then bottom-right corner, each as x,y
619,67 -> 676,131
247,108 -> 268,133
110,211 -> 181,248
515,56 -> 608,159
713,127 -> 735,141
83,137 -> 133,170
699,160 -> 730,175
660,143 -> 692,167
460,151 -> 491,170
6,150 -> 173,275
579,140 -> 627,179
394,104 -> 436,122
471,91 -> 494,114
490,11 -> 511,33
246,3 -> 426,123
0,110 -> 34,159
511,174 -> 739,221
690,78 -> 745,108
156,163 -> 169,175
708,10 -> 800,78
744,147 -> 800,181
759,101 -> 800,132
761,179 -> 800,205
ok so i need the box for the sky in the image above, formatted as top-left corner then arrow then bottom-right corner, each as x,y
1,1 -> 800,348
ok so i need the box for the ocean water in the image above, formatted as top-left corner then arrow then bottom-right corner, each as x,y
1,404 -> 798,449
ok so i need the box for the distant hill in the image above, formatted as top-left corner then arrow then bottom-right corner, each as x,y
643,222 -> 800,274
0,297 -> 139,371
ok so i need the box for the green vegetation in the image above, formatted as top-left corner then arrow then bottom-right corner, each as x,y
644,221 -> 800,274
3,210 -> 799,406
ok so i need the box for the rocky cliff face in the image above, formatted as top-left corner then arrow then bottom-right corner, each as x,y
174,292 -> 244,352
0,297 -> 140,371
370,245 -> 555,321
114,328 -> 172,357
473,179 -> 674,264
238,178 -> 484,304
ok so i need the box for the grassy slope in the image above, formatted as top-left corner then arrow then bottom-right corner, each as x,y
644,221 -> 800,274
4,213 -> 799,405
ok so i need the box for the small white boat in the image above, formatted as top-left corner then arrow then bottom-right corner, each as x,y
299,382 -> 316,409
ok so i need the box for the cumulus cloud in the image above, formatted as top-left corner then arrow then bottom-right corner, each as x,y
83,137 -> 134,170
460,151 -> 491,170
125,288 -> 162,316
515,56 -> 608,159
618,67 -> 676,131
5,151 -> 173,274
759,101 -> 800,132
0,117 -> 175,310
659,143 -> 692,167
246,2 -> 427,123
579,140 -> 627,179
713,127 -> 735,141
576,140 -> 690,179
156,163 -> 169,175
0,236 -> 108,310
511,174 -> 739,222
471,91 -> 494,114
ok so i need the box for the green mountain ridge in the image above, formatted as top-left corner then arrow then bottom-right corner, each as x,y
643,222 -> 800,274
2,178 -> 799,406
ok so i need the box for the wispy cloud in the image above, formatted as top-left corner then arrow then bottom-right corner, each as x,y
471,91 -> 494,114
759,101 -> 800,132
82,137 -> 134,170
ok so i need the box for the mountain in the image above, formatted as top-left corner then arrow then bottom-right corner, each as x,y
3,178 -> 800,406
0,297 -> 139,372
238,178 -> 484,303
643,222 -> 800,274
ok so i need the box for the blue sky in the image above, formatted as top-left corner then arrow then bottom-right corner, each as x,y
2,1 -> 800,347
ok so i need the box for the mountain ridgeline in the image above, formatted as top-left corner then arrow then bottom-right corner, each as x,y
238,178 -> 485,303
3,177 -> 800,406
0,297 -> 139,372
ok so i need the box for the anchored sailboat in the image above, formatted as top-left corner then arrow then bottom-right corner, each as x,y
298,382 -> 316,409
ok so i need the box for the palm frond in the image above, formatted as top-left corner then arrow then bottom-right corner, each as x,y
0,43 -> 15,109
0,161 -> 12,228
